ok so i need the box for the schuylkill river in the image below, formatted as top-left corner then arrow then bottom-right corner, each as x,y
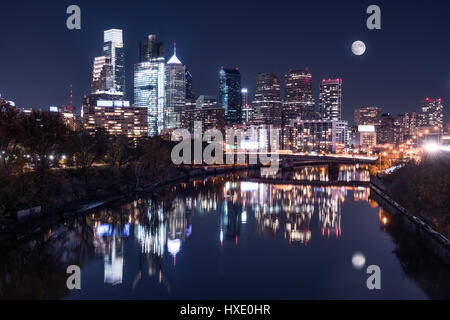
1,166 -> 449,299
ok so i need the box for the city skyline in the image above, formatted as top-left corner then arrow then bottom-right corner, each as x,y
0,0 -> 449,124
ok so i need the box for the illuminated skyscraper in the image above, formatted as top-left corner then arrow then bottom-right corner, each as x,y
139,34 -> 164,62
283,68 -> 315,124
103,29 -> 125,94
165,44 -> 186,130
241,88 -> 253,124
134,35 -> 166,137
217,68 -> 242,125
319,78 -> 342,121
90,56 -> 113,93
252,72 -> 282,126
420,97 -> 444,131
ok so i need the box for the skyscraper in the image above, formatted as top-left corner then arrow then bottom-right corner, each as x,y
252,72 -> 282,126
283,68 -> 315,125
404,111 -> 419,138
420,97 -> 444,131
90,56 -> 113,93
185,70 -> 195,100
377,113 -> 395,145
394,114 -> 406,145
139,34 -> 164,62
134,35 -> 166,137
217,68 -> 242,125
319,78 -> 343,121
165,44 -> 186,130
103,29 -> 125,94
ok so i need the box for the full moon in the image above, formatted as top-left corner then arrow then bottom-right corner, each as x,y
352,252 -> 366,270
352,40 -> 366,56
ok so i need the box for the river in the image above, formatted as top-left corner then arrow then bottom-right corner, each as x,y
0,165 -> 449,299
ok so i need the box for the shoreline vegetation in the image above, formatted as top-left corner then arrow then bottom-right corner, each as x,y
0,103 -> 177,223
379,153 -> 450,240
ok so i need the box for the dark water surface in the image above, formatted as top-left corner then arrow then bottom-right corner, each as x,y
1,166 -> 449,299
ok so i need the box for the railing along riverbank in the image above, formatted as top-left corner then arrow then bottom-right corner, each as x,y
370,175 -> 450,265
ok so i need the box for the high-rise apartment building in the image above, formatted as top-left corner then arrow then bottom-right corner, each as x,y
217,68 -> 242,125
420,97 -> 444,131
404,111 -> 419,137
319,78 -> 342,121
252,72 -> 282,126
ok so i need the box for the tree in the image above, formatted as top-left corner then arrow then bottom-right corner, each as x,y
0,104 -> 23,173
19,110 -> 71,174
106,135 -> 134,169
72,129 -> 108,172
133,137 -> 174,187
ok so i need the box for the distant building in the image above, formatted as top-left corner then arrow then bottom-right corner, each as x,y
103,29 -> 125,94
252,72 -> 282,126
354,106 -> 381,126
50,105 -> 79,131
185,70 -> 195,100
241,88 -> 248,108
393,114 -> 406,145
90,56 -> 113,93
82,92 -> 147,138
283,68 -> 315,125
165,44 -> 186,130
319,78 -> 342,121
420,97 -> 444,131
217,68 -> 242,125
139,34 -> 164,62
196,95 -> 217,109
182,106 -> 225,133
377,113 -> 395,145
286,119 -> 348,153
403,111 -> 419,138
355,125 -> 377,149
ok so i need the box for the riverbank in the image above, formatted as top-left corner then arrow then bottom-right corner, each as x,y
0,164 -> 262,246
370,175 -> 450,265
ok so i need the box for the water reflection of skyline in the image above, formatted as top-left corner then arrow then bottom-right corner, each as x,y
88,174 -> 371,287
2,167 -> 447,299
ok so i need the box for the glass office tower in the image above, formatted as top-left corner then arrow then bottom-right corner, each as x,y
165,44 -> 186,130
103,29 -> 125,94
217,68 -> 242,125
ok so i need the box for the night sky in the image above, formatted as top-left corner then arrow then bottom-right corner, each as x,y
1,0 -> 449,124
